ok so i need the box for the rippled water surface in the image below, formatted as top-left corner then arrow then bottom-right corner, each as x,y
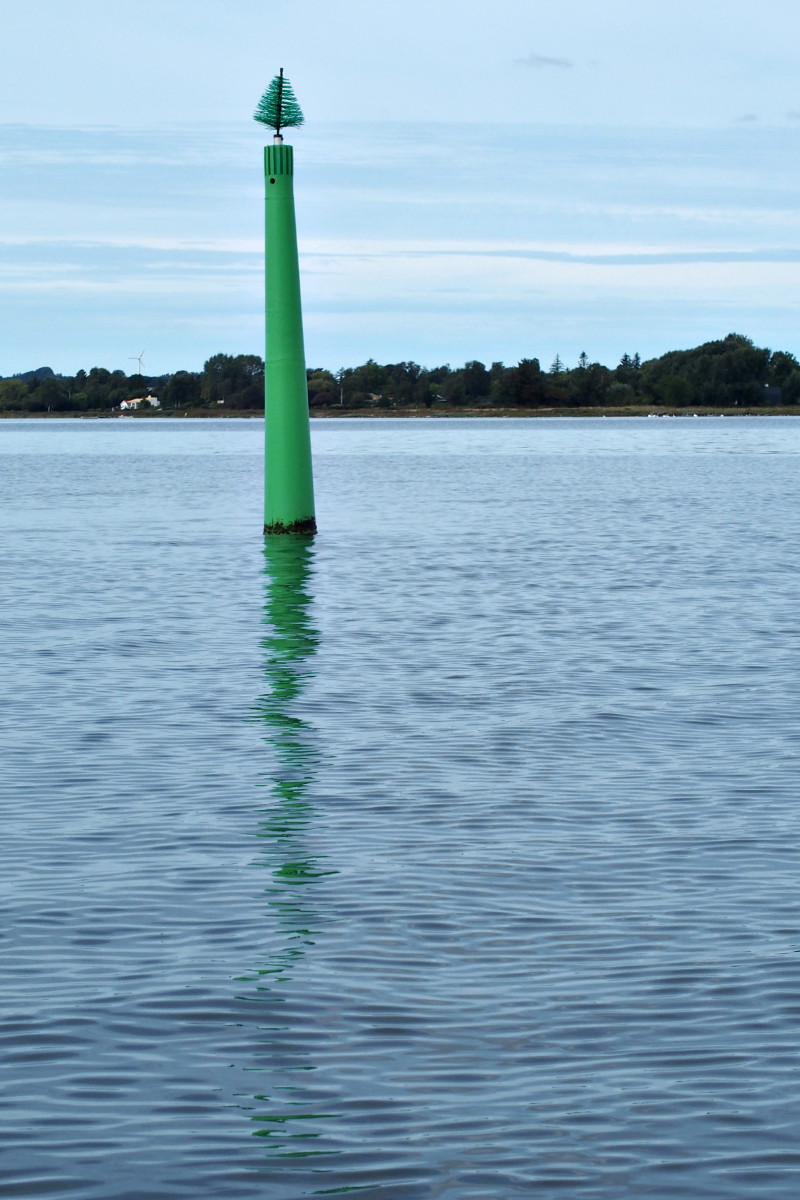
4,416 -> 800,1199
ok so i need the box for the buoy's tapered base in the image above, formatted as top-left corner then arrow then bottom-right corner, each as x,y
264,142 -> 316,534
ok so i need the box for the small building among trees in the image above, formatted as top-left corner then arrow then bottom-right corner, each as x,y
120,395 -> 160,410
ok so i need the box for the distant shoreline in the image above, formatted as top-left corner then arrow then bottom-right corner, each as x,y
3,406 -> 800,421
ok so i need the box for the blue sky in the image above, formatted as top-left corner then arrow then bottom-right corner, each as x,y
2,0 -> 799,375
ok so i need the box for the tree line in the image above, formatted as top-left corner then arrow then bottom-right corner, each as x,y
2,335 -> 799,414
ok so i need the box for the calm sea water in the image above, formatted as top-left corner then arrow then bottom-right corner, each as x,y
3,416 -> 800,1200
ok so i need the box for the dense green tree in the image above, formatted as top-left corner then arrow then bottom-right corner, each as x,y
494,358 -> 547,407
654,375 -> 691,406
568,361 -> 611,407
84,367 -> 114,410
126,372 -> 147,396
441,362 -> 490,407
768,350 -> 800,388
615,353 -> 641,388
641,333 -> 770,407
781,370 -> 800,403
487,362 -> 506,406
379,361 -> 424,407
27,375 -> 69,411
202,353 -> 263,408
461,360 -> 491,403
307,369 -> 337,407
337,359 -> 388,407
0,379 -> 29,411
606,381 -> 637,406
163,371 -> 202,408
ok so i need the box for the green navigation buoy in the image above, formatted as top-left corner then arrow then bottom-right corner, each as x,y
255,70 -> 316,535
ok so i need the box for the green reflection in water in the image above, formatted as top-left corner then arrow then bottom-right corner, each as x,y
240,534 -> 338,1160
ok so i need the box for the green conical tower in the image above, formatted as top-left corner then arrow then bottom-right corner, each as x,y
255,70 -> 316,535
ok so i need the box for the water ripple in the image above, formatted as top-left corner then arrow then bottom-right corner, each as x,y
3,419 -> 800,1197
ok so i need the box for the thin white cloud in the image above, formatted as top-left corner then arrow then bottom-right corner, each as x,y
515,53 -> 573,69
0,233 -> 260,252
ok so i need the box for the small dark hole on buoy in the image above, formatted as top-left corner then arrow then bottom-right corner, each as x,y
270,178 -> 276,184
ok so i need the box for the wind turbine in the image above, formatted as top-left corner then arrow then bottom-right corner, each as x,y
129,351 -> 146,376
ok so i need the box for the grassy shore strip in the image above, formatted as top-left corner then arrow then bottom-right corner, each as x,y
5,405 -> 800,420
311,405 -> 800,419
